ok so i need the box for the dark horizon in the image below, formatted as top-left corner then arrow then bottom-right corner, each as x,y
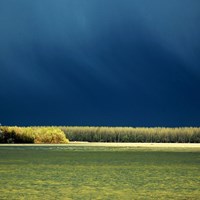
0,0 -> 200,127
1,124 -> 200,128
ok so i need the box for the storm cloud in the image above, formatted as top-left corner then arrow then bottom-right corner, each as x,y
0,0 -> 200,126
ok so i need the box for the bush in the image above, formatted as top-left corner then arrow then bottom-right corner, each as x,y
34,128 -> 69,144
0,126 -> 69,144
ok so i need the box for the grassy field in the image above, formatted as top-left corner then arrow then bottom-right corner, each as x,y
0,144 -> 200,200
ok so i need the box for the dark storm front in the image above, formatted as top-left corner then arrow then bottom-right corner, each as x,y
0,0 -> 200,126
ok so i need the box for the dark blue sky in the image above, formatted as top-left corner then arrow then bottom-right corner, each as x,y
0,0 -> 200,126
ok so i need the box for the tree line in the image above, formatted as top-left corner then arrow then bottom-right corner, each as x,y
1,126 -> 200,143
61,126 -> 200,143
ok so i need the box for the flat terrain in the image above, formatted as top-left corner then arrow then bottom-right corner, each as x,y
0,144 -> 200,199
1,142 -> 200,148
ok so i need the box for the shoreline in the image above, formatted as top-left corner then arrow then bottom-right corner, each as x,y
0,142 -> 200,148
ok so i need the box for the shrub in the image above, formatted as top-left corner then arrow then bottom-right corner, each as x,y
0,126 -> 69,144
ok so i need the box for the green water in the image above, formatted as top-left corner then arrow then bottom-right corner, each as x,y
0,146 -> 200,199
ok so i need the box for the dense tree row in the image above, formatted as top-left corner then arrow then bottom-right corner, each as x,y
1,126 -> 200,143
0,126 -> 69,144
61,126 -> 200,143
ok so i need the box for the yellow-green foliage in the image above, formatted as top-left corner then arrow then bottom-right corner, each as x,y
0,126 -> 69,144
1,126 -> 200,143
33,127 -> 69,144
61,126 -> 200,143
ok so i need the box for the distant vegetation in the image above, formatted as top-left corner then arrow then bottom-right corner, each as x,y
0,126 -> 200,143
0,126 -> 69,144
61,126 -> 200,143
